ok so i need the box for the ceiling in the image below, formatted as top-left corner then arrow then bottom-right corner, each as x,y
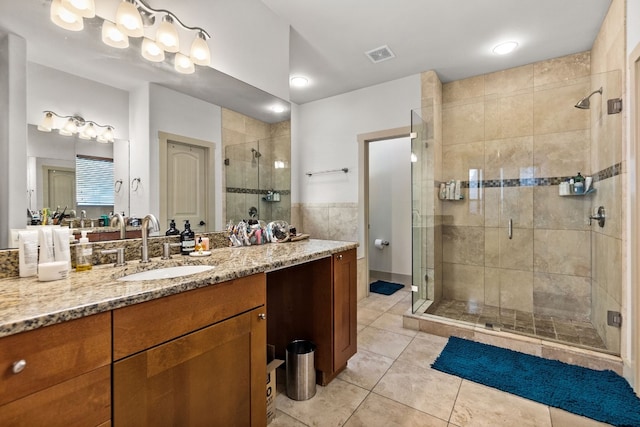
0,0 -> 613,109
263,0 -> 612,104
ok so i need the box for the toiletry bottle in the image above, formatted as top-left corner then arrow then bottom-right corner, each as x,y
180,220 -> 195,255
574,172 -> 585,194
166,219 -> 180,236
76,230 -> 93,271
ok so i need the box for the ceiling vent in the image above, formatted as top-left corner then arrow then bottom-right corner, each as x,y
365,45 -> 395,63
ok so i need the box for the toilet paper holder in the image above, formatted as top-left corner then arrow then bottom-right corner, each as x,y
374,239 -> 390,248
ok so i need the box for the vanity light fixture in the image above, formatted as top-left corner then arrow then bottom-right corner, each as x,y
37,111 -> 116,143
492,41 -> 519,55
50,0 -> 211,73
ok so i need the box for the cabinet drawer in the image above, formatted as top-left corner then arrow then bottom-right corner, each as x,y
0,365 -> 111,427
113,273 -> 266,359
0,312 -> 111,406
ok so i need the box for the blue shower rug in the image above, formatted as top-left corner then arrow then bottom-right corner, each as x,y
432,336 -> 640,427
369,280 -> 404,296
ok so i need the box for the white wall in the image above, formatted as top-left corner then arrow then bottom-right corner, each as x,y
296,74 -> 420,204
368,137 -> 412,276
296,74 -> 420,257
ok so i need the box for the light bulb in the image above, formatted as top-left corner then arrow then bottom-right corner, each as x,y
62,117 -> 77,135
102,127 -> 115,143
290,76 -> 309,87
190,32 -> 211,66
492,41 -> 518,55
156,16 -> 179,52
50,0 -> 83,31
81,123 -> 97,139
174,53 -> 195,74
102,20 -> 129,49
115,0 -> 143,37
141,38 -> 165,62
37,112 -> 54,132
61,0 -> 95,18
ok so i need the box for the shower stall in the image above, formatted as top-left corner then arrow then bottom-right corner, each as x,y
224,138 -> 291,224
411,66 -> 623,355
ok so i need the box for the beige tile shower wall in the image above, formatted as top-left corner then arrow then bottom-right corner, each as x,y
439,52 -> 595,321
299,202 -> 358,242
589,0 -> 625,352
221,108 -> 291,224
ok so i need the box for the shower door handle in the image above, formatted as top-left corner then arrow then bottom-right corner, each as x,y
508,219 -> 513,239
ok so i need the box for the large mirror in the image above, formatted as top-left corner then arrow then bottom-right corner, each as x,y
0,1 -> 291,247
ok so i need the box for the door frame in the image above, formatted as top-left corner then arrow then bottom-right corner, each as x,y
629,42 -> 640,394
357,126 -> 411,300
158,131 -> 216,233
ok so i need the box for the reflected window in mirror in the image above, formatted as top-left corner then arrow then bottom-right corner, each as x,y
76,155 -> 114,207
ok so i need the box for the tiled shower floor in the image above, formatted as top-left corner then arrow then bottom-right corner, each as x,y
426,299 -> 607,351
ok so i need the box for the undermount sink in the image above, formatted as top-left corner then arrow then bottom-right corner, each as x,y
118,265 -> 215,282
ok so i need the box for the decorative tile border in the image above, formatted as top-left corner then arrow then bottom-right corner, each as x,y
226,187 -> 291,195
437,162 -> 622,189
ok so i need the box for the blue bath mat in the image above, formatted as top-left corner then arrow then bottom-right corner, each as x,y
369,280 -> 404,296
432,336 -> 640,426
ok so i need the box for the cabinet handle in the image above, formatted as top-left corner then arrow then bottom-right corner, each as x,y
337,254 -> 343,260
258,313 -> 266,320
12,359 -> 26,374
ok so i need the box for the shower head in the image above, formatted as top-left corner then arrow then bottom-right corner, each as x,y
251,148 -> 262,158
575,87 -> 603,109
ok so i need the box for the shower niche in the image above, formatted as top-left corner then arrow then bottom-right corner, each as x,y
224,138 -> 291,224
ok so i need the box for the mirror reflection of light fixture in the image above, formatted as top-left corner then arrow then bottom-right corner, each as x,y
50,0 -> 84,31
141,37 -> 165,62
174,53 -> 195,74
61,0 -> 95,18
102,20 -> 129,49
51,0 -> 211,74
37,111 -> 116,143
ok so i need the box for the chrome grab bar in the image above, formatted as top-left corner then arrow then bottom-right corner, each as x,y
508,219 -> 513,240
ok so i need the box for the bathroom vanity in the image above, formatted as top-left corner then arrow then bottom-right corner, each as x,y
0,239 -> 357,426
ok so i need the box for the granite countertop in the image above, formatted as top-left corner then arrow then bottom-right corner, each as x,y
0,239 -> 357,338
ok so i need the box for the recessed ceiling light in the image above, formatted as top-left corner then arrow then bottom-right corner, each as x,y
290,76 -> 309,87
271,105 -> 286,113
492,41 -> 518,55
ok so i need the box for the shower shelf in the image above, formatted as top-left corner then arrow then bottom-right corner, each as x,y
559,189 -> 596,197
440,196 -> 465,201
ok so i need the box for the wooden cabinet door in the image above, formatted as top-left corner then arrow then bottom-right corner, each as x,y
113,307 -> 267,427
333,249 -> 357,370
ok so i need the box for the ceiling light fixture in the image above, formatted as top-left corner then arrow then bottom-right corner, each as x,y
37,110 -> 116,143
492,41 -> 519,55
290,76 -> 309,87
271,105 -> 286,113
50,0 -> 212,73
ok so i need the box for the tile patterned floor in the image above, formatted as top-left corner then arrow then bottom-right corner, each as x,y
426,299 -> 607,350
271,287 -> 613,426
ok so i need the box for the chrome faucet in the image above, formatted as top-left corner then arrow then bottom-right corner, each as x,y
140,214 -> 160,263
110,212 -> 127,239
80,210 -> 87,228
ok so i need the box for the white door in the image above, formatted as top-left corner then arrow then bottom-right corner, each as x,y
43,166 -> 75,211
167,142 -> 208,233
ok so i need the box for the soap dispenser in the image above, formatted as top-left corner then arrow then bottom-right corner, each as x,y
76,230 -> 93,271
166,219 -> 180,236
180,220 -> 195,255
